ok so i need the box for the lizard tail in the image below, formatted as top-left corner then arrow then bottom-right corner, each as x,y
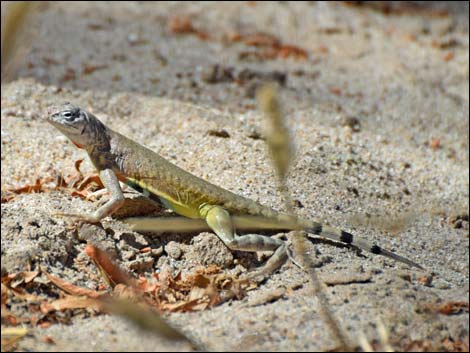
302,220 -> 424,270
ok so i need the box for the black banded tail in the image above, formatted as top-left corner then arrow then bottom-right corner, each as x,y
305,222 -> 424,270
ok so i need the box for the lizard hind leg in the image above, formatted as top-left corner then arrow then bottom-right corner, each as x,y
202,205 -> 288,279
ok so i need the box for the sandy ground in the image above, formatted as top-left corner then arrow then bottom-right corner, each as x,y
1,1 -> 469,351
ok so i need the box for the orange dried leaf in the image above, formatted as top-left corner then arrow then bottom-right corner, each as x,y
1,191 -> 16,203
243,32 -> 280,47
3,271 -> 36,287
441,337 -> 469,352
160,298 -> 208,312
330,87 -> 342,96
2,313 -> 18,326
167,16 -> 208,39
40,296 -> 101,314
54,174 -> 68,188
190,273 -> 211,288
430,137 -> 441,150
112,284 -> 142,303
85,244 -> 136,288
2,282 -> 42,302
74,159 -> 84,173
70,190 -> 93,199
277,45 -> 308,59
82,64 -> 108,75
436,301 -> 469,315
443,52 -> 454,62
136,277 -> 158,293
77,174 -> 104,190
23,271 -> 39,283
196,32 -> 209,40
417,275 -> 433,286
7,178 -> 43,194
43,271 -> 103,299
168,16 -> 194,34
61,68 -> 76,82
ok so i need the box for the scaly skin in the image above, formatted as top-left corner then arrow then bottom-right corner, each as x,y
108,129 -> 281,220
48,103 -> 423,277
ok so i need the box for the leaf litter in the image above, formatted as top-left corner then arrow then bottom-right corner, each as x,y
1,243 -> 257,347
1,159 -> 104,203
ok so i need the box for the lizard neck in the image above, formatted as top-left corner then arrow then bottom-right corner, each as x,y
86,126 -> 114,170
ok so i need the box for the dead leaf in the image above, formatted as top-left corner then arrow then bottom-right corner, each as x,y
1,191 -> 16,203
40,296 -> 101,314
70,190 -> 94,199
167,16 -> 209,39
43,271 -> 103,299
243,32 -> 280,47
84,244 -> 136,288
430,137 -> 441,150
330,87 -> 342,96
436,302 -> 469,315
113,284 -> 142,303
76,174 -> 103,190
441,337 -> 469,352
443,52 -> 454,62
82,64 -> 108,75
74,159 -> 84,173
6,178 -> 43,194
277,45 -> 308,59
168,16 -> 194,34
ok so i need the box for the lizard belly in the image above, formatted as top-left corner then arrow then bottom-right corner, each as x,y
125,177 -> 201,219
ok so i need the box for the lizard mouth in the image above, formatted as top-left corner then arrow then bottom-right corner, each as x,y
70,140 -> 85,149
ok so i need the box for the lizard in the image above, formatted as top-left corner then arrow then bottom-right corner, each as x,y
47,102 -> 423,278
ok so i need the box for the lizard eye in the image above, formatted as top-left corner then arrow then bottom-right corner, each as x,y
62,111 -> 75,121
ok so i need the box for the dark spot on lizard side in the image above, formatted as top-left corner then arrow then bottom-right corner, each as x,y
126,179 -> 144,193
125,180 -> 165,206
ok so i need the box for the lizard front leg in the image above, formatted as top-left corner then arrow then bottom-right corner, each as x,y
55,168 -> 125,223
202,204 -> 288,279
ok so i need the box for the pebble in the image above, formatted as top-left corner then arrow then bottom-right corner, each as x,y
165,241 -> 183,259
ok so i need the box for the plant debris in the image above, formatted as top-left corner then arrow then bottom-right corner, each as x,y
1,159 -> 104,204
233,32 -> 308,61
1,244 -> 257,342
435,301 -> 469,316
167,16 -> 209,40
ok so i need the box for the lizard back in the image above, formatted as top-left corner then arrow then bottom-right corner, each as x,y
100,128 -> 279,220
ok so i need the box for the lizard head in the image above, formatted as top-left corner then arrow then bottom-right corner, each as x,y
48,103 -> 108,150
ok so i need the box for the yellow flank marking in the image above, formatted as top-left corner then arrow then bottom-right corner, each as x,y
127,177 -> 201,219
